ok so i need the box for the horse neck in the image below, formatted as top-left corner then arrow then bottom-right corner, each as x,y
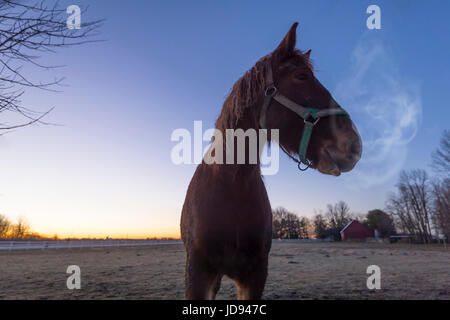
208,100 -> 265,181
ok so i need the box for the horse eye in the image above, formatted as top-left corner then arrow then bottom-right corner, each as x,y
296,74 -> 308,81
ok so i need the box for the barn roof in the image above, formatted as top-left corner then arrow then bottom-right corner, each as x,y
340,220 -> 356,233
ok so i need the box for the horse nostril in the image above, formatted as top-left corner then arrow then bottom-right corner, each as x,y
349,137 -> 362,157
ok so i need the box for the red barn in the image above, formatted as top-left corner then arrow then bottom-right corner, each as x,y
340,220 -> 374,241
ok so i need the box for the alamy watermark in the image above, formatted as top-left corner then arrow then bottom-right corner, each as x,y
66,265 -> 81,290
66,5 -> 81,29
366,5 -> 381,30
171,121 -> 280,175
366,265 -> 381,290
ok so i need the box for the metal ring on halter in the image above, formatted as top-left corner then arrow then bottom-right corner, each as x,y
280,144 -> 310,171
298,160 -> 311,171
264,86 -> 277,97
304,117 -> 320,126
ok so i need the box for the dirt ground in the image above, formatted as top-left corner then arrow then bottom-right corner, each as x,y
0,242 -> 449,300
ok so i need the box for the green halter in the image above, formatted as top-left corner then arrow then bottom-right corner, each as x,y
259,59 -> 349,170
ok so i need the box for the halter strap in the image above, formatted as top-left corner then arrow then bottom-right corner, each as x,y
259,59 -> 349,168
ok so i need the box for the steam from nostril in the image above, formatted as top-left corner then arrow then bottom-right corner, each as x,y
334,39 -> 421,188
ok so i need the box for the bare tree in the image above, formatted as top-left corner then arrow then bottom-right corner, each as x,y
431,177 -> 450,239
272,207 -> 309,239
0,0 -> 102,133
429,131 -> 450,239
11,216 -> 30,239
0,213 -> 11,238
272,207 -> 297,239
431,130 -> 450,176
386,169 -> 434,243
299,217 -> 310,239
325,201 -> 352,240
312,213 -> 328,239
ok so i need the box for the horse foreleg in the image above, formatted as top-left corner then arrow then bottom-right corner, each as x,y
184,253 -> 222,300
234,259 -> 268,300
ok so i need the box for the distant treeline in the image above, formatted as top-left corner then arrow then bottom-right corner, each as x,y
272,202 -> 395,241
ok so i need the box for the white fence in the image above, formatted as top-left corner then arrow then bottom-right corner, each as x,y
0,239 -> 182,251
273,238 -> 333,243
0,238 -> 333,251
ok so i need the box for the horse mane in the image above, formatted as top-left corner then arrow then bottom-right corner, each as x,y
215,55 -> 269,132
215,50 -> 311,132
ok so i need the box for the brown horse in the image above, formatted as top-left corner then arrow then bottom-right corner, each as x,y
180,23 -> 362,300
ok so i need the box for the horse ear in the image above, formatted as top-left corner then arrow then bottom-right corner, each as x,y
304,49 -> 311,59
273,22 -> 298,60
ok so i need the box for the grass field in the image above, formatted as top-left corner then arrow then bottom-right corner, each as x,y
0,242 -> 448,300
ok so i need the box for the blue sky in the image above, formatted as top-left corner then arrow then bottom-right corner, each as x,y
0,0 -> 448,238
